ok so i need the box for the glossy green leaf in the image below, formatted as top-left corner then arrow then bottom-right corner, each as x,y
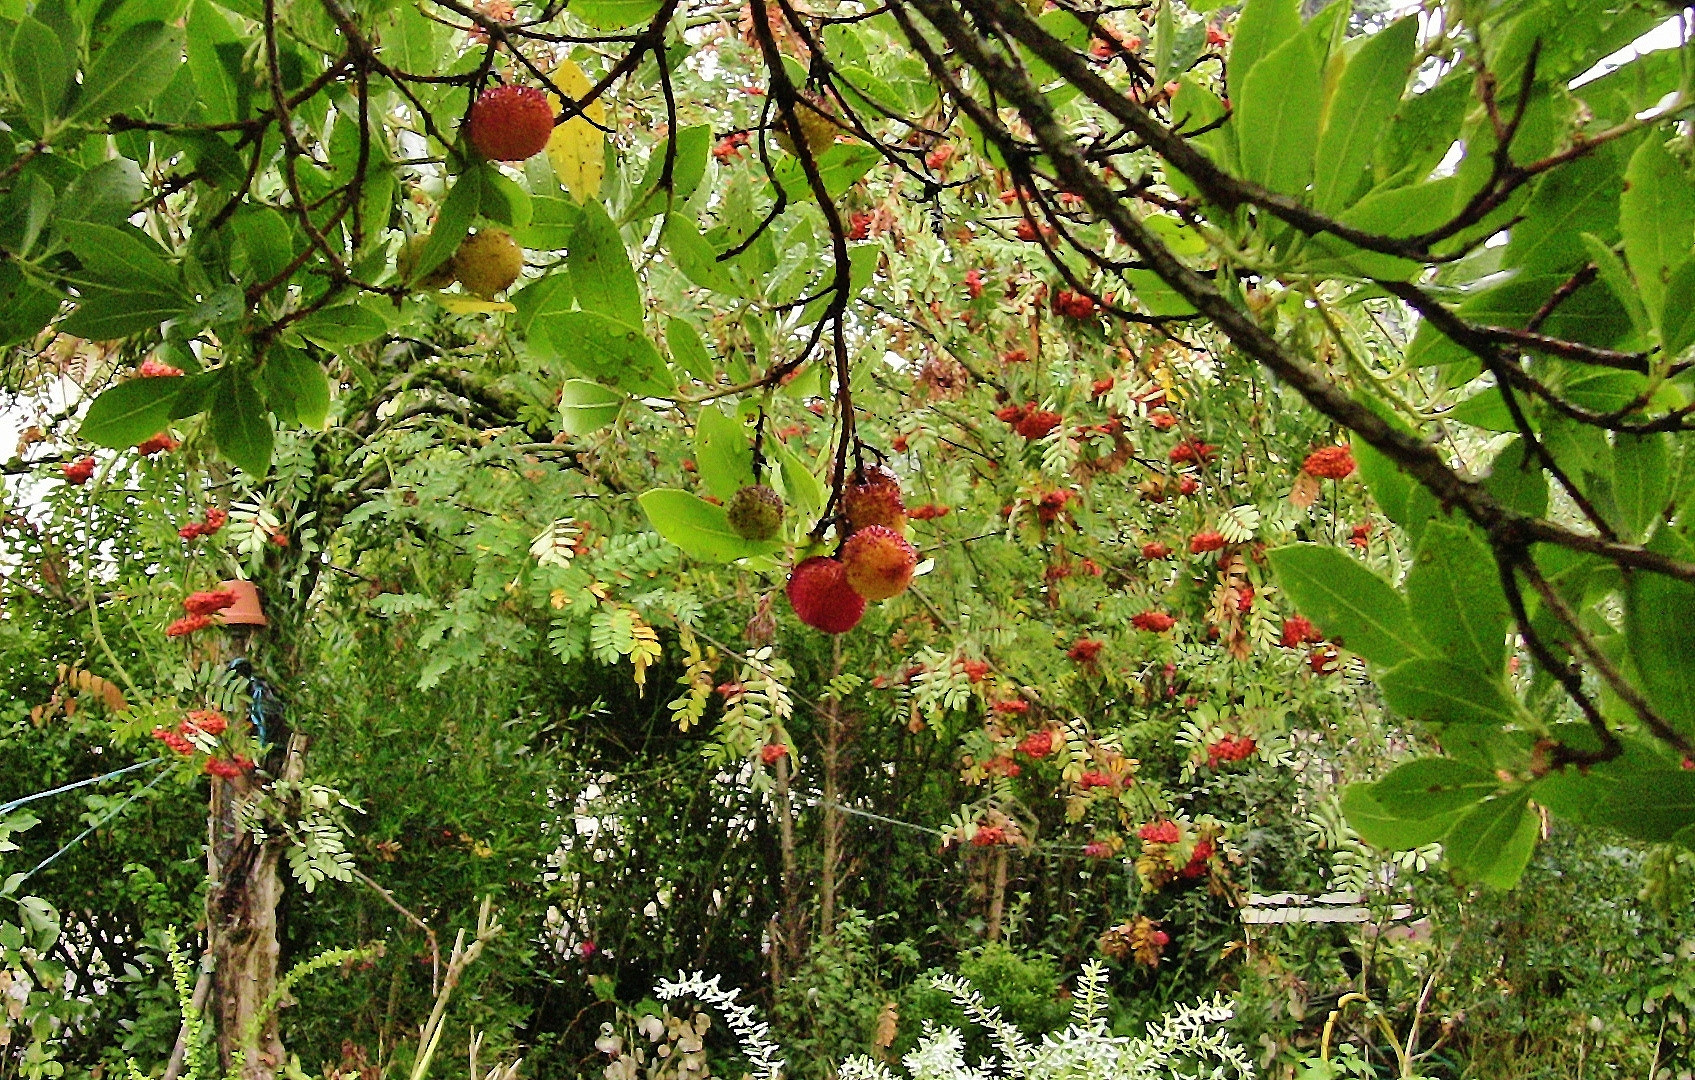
1355,441 -> 1436,547
627,126 -> 712,221
1611,433 -> 1671,542
666,317 -> 716,381
78,377 -> 181,448
770,434 -> 823,523
61,287 -> 193,339
1661,257 -> 1695,357
535,311 -> 673,396
1406,523 -> 1510,675
571,0 -> 660,29
1483,438 -> 1549,519
187,0 -> 244,125
295,304 -> 389,348
1444,789 -> 1539,890
569,200 -> 644,327
261,346 -> 331,428
1625,563 -> 1695,741
10,18 -> 71,132
693,405 -> 755,502
558,379 -> 625,436
1340,782 -> 1466,851
71,22 -> 184,123
1235,31 -> 1324,197
1225,0 -> 1301,109
209,370 -> 273,478
638,489 -> 784,563
60,221 -> 180,293
1311,17 -> 1415,214
1621,137 -> 1695,330
1268,543 -> 1428,666
1379,658 -> 1521,726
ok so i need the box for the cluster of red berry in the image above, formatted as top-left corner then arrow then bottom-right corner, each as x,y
1168,439 -> 1218,464
759,743 -> 788,765
847,211 -> 874,241
1016,729 -> 1052,757
1078,770 -> 1116,791
1051,289 -> 1100,319
136,432 -> 178,456
1137,820 -> 1180,844
1130,611 -> 1176,633
61,457 -> 96,485
994,402 -> 1063,440
984,755 -> 1021,778
165,588 -> 237,637
1141,541 -> 1170,559
970,825 -> 1005,847
1082,840 -> 1115,858
995,699 -> 1031,716
712,131 -> 750,160
1066,637 -> 1104,665
909,503 -> 950,521
955,659 -> 992,682
1189,530 -> 1226,554
1205,734 -> 1256,768
136,357 -> 184,378
1302,445 -> 1356,480
179,507 -> 228,541
1035,489 -> 1076,524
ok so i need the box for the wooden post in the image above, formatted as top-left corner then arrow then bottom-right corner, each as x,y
986,847 -> 1008,942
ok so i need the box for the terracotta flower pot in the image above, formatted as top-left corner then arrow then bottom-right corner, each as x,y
215,579 -> 267,627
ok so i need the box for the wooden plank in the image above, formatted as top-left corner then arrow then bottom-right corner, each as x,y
1245,891 -> 1364,907
1241,904 -> 1415,925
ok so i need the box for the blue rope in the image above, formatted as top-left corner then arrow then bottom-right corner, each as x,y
11,766 -> 173,888
0,758 -> 167,816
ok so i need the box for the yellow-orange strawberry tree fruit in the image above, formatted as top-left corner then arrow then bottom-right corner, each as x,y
4,0 -> 1695,1075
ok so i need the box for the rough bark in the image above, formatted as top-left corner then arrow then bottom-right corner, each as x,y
206,732 -> 306,1080
772,749 -> 800,981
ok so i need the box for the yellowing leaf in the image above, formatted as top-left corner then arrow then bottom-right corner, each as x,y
548,61 -> 605,203
435,294 -> 516,313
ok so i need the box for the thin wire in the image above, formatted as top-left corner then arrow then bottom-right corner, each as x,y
11,766 -> 173,888
0,758 -> 168,815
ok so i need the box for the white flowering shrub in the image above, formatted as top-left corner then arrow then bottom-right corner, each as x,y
648,961 -> 1251,1080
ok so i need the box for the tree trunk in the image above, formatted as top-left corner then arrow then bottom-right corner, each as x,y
986,847 -> 1008,942
207,732 -> 306,1080
819,639 -> 844,940
772,749 -> 801,980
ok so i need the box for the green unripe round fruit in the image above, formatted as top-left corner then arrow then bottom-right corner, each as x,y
453,228 -> 524,299
727,484 -> 785,541
397,235 -> 456,291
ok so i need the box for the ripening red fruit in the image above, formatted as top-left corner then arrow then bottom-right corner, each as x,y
842,464 -> 907,535
957,659 -> 992,682
848,211 -> 873,240
467,84 -> 554,161
996,699 -> 1031,716
1090,376 -> 1114,398
1078,770 -> 1114,790
965,268 -> 985,299
925,144 -> 954,170
1169,439 -> 1217,463
841,525 -> 918,601
1142,542 -> 1170,559
1303,445 -> 1356,480
1014,409 -> 1062,440
786,556 -> 866,633
1017,729 -> 1052,757
760,743 -> 788,765
909,503 -> 949,521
